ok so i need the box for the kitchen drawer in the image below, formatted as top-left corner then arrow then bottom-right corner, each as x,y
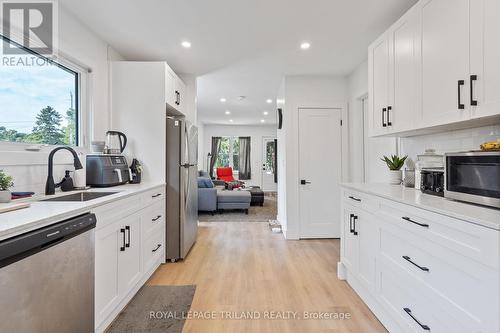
141,201 -> 165,240
142,232 -> 164,273
342,189 -> 379,214
378,198 -> 499,270
379,225 -> 499,331
378,255 -> 476,333
141,186 -> 165,207
92,195 -> 142,229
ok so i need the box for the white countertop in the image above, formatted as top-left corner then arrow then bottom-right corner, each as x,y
342,183 -> 500,231
0,182 -> 165,241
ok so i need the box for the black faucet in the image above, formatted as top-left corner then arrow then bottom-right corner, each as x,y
45,147 -> 83,195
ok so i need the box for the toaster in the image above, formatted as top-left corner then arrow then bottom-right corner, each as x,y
86,154 -> 130,187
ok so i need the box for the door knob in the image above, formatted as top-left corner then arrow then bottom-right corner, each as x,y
300,179 -> 311,185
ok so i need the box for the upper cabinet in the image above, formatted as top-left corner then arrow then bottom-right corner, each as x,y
165,63 -> 186,114
470,0 -> 500,119
368,0 -> 500,137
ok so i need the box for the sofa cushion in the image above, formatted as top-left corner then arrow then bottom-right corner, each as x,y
197,177 -> 214,188
217,190 -> 251,203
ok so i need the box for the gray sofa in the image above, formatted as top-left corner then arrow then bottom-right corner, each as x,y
198,171 -> 251,214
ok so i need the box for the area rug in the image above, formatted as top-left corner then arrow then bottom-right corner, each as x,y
107,285 -> 196,333
198,195 -> 277,222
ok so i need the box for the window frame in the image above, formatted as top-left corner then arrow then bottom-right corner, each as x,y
213,136 -> 240,174
0,34 -> 89,151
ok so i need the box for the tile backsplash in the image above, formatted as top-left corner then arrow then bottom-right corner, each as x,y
400,124 -> 500,166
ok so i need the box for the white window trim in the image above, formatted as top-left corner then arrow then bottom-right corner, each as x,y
0,37 -> 92,164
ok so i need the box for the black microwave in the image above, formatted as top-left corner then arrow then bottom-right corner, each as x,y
444,151 -> 500,208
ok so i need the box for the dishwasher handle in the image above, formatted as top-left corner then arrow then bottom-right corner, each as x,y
0,213 -> 96,269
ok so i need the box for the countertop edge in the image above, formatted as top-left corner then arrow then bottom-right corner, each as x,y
0,183 -> 165,241
341,183 -> 500,231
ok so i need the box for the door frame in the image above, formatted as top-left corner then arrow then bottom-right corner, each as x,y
297,105 -> 348,239
261,136 -> 278,191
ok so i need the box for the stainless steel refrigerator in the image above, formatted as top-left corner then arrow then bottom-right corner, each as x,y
166,117 -> 198,261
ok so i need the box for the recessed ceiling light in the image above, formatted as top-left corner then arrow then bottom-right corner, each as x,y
263,111 -> 269,116
260,119 -> 265,123
266,99 -> 273,104
225,110 -> 231,115
181,41 -> 191,48
220,98 -> 226,103
300,42 -> 311,50
229,119 -> 233,123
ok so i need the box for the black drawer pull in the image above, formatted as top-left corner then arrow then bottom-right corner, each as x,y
152,215 -> 162,222
120,228 -> 126,251
402,216 -> 429,228
152,244 -> 162,252
403,255 -> 429,272
152,193 -> 162,198
403,308 -> 430,331
125,226 -> 130,248
349,214 -> 355,233
348,196 -> 361,202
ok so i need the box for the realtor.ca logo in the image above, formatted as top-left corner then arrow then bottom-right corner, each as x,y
1,0 -> 58,56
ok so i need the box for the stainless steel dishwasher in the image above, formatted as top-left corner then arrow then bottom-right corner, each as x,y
0,213 -> 96,333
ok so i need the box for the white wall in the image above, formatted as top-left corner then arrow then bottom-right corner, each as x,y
197,121 -> 205,171
400,125 -> 500,165
202,124 -> 277,188
0,6 -> 124,194
277,75 -> 348,240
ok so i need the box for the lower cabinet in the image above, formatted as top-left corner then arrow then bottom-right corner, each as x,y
93,186 -> 166,333
340,188 -> 500,333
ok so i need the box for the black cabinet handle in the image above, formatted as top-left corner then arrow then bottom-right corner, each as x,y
348,196 -> 361,202
349,214 -> 355,233
152,215 -> 162,222
470,75 -> 478,106
352,215 -> 358,236
300,179 -> 311,185
152,244 -> 162,252
125,226 -> 130,248
403,308 -> 430,331
152,193 -> 162,198
174,90 -> 180,105
402,216 -> 429,228
387,106 -> 392,126
382,108 -> 387,127
403,255 -> 429,272
457,80 -> 465,109
120,228 -> 126,251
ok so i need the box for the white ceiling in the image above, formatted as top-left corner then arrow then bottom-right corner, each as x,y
60,0 -> 417,125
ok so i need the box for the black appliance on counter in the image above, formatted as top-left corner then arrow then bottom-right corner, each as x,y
129,158 -> 142,184
420,169 -> 444,197
86,154 -> 130,187
445,151 -> 500,208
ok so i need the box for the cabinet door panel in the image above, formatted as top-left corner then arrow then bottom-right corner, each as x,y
95,221 -> 120,325
369,35 -> 390,136
342,207 -> 358,272
117,214 -> 142,295
357,212 -> 378,291
389,10 -> 420,132
420,0 -> 470,126
470,0 -> 500,119
165,66 -> 176,107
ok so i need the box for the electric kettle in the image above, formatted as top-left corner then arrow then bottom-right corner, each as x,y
105,130 -> 127,154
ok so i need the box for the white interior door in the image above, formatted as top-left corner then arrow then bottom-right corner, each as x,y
261,137 -> 277,192
298,108 -> 342,238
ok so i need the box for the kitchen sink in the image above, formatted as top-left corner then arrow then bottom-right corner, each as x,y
41,192 -> 118,202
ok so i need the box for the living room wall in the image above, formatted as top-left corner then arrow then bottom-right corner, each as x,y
201,124 -> 277,189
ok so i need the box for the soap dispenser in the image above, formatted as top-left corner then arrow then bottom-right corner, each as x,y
59,170 -> 75,192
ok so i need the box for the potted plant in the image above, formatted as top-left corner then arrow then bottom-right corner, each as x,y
381,155 -> 408,185
0,170 -> 14,203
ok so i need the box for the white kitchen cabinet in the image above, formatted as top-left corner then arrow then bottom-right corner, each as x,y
94,186 -> 166,333
339,187 -> 500,333
470,0 -> 500,119
368,33 -> 391,136
164,62 -> 186,113
420,0 -> 470,127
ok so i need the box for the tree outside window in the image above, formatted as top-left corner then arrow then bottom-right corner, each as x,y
214,137 -> 240,171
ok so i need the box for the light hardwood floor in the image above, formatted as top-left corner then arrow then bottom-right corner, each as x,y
148,222 -> 387,333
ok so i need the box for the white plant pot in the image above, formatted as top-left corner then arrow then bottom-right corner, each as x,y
0,190 -> 11,203
388,170 -> 402,185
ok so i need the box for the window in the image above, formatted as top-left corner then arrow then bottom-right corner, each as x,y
0,35 -> 80,146
214,137 -> 240,171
